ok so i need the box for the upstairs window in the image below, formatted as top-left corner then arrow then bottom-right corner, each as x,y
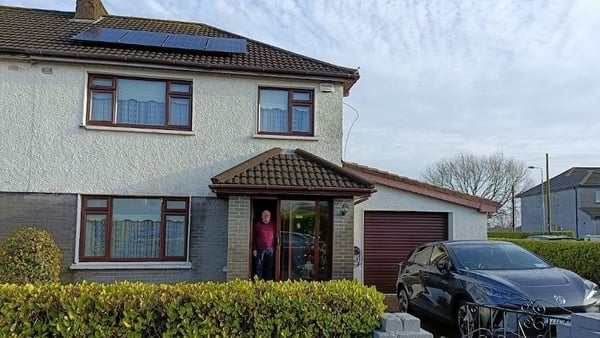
80,196 -> 188,262
87,75 -> 192,130
258,88 -> 314,136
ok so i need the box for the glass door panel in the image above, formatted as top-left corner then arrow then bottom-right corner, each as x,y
317,201 -> 330,280
280,200 -> 316,280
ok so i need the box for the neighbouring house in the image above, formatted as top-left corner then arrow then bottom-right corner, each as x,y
0,0 -> 376,283
343,163 -> 500,293
518,167 -> 600,239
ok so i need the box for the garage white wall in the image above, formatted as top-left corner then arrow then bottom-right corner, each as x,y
353,184 -> 489,282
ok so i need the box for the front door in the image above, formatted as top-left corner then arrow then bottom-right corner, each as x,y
252,199 -> 331,281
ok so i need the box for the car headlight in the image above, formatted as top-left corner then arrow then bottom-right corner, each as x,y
584,279 -> 600,306
481,285 -> 522,302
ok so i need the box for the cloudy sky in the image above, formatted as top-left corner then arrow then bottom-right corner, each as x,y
5,0 -> 600,180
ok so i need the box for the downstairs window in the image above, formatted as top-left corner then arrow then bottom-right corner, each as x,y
80,196 -> 188,262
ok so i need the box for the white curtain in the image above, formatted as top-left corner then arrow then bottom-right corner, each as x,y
111,219 -> 160,258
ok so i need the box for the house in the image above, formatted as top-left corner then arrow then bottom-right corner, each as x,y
0,0 -> 376,283
518,167 -> 600,239
343,162 -> 500,293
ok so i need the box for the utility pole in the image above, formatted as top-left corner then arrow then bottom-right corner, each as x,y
545,153 -> 551,233
528,166 -> 545,234
511,185 -> 515,232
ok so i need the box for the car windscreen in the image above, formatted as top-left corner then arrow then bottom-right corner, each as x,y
450,243 -> 551,270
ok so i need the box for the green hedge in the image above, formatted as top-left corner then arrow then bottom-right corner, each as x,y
488,231 -> 574,239
0,279 -> 385,337
498,239 -> 600,284
0,227 -> 62,284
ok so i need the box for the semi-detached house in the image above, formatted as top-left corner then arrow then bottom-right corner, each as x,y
1,1 -> 499,292
0,0 -> 376,283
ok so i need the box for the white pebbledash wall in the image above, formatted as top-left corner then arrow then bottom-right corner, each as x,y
353,184 -> 488,282
0,60 -> 344,196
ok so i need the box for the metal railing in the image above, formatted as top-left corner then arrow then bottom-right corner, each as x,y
460,302 -> 571,338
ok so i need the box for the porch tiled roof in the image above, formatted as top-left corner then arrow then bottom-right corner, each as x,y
343,162 -> 500,213
0,5 -> 359,94
210,148 -> 376,197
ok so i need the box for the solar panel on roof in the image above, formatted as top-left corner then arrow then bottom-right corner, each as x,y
72,27 -> 247,54
205,37 -> 247,54
119,30 -> 169,47
163,34 -> 208,50
72,27 -> 129,43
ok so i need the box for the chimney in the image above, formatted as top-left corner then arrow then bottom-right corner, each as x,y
74,0 -> 108,20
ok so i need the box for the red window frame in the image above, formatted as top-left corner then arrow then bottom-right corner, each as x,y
79,196 -> 189,262
86,74 -> 193,131
258,87 -> 314,136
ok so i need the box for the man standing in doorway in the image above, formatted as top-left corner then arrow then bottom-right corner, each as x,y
253,209 -> 275,280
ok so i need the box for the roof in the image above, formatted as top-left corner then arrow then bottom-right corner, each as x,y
210,148 -> 376,197
0,5 -> 359,95
342,162 -> 500,213
517,167 -> 600,198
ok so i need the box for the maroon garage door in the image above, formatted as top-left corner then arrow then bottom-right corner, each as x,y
363,211 -> 448,293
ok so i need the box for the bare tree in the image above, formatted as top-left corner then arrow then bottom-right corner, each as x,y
421,152 -> 534,228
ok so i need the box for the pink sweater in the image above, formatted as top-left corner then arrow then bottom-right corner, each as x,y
254,221 -> 275,250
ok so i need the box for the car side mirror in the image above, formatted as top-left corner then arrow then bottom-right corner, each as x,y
436,259 -> 449,273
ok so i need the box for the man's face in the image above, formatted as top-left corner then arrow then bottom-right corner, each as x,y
262,211 -> 271,223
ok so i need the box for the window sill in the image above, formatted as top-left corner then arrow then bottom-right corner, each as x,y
253,133 -> 319,141
70,262 -> 192,270
81,125 -> 195,136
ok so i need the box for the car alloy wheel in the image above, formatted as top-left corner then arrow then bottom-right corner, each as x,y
457,300 -> 475,337
397,287 -> 409,312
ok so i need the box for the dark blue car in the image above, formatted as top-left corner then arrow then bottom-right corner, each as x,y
396,240 -> 600,337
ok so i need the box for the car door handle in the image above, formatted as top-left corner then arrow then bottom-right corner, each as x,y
422,273 -> 430,280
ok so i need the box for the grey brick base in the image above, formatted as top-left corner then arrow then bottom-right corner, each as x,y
557,313 -> 600,338
373,313 -> 433,338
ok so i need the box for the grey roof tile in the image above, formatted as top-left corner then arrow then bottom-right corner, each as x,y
518,167 -> 600,197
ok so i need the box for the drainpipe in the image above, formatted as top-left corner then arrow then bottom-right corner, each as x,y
575,187 -> 579,238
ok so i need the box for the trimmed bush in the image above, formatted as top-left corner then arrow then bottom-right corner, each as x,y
0,279 -> 385,337
500,238 -> 600,284
0,227 -> 62,284
488,231 -> 574,239
488,232 -> 529,239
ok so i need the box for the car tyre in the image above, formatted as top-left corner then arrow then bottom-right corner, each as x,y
397,285 -> 409,312
456,300 -> 491,338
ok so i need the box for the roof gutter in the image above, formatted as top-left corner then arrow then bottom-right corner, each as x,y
13,48 -> 359,95
209,183 -> 375,196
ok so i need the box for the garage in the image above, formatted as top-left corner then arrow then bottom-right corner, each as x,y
342,162 -> 500,294
363,211 -> 448,293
